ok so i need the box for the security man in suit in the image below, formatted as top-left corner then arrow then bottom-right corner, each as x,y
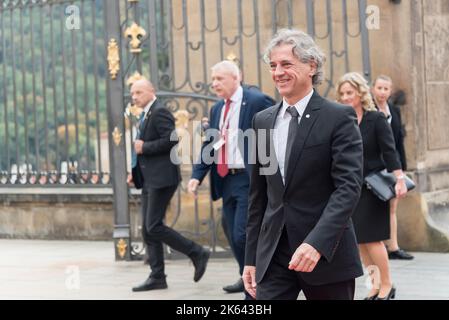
129,79 -> 210,292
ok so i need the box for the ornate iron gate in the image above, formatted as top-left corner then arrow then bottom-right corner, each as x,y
0,0 -> 372,260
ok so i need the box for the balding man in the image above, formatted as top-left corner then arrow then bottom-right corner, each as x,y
187,61 -> 274,297
129,80 -> 210,292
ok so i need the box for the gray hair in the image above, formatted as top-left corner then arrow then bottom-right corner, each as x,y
211,60 -> 240,78
263,29 -> 326,86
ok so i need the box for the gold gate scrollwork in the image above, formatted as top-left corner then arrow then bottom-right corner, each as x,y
107,39 -> 120,80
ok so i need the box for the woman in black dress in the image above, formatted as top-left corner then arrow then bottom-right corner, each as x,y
371,75 -> 414,260
336,72 -> 408,300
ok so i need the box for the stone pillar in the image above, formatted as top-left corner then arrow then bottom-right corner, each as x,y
369,0 -> 449,251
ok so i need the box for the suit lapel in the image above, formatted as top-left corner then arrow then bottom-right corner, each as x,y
213,101 -> 225,130
238,89 -> 250,129
140,100 -> 157,137
284,92 -> 323,190
263,102 -> 284,190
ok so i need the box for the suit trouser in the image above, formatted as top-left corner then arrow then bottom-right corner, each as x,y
221,172 -> 249,275
257,228 -> 355,300
141,185 -> 200,279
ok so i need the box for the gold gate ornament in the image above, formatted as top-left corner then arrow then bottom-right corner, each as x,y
112,127 -> 122,146
107,39 -> 120,80
117,239 -> 127,259
124,23 -> 147,53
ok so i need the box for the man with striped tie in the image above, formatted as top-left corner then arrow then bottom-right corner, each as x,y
188,61 -> 274,298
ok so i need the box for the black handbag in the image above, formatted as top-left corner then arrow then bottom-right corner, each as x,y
132,165 -> 144,190
364,169 -> 415,201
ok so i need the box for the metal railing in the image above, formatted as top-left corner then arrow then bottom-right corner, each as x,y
1,0 -> 372,259
0,0 -> 109,186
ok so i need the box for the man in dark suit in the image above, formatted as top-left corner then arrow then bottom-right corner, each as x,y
187,61 -> 274,296
372,76 -> 414,260
243,29 -> 364,300
129,79 -> 210,292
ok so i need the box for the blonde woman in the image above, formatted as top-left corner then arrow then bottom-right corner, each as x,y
371,75 -> 414,260
336,72 -> 408,300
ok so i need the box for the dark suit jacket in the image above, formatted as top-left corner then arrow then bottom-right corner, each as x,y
191,87 -> 274,200
132,99 -> 181,189
389,104 -> 407,170
359,111 -> 402,177
245,91 -> 364,286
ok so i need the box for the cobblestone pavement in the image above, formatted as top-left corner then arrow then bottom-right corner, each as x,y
1,240 -> 448,300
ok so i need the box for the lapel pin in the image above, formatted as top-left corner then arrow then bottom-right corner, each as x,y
305,114 -> 311,119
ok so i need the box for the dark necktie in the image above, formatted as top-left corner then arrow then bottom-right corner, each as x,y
217,99 -> 232,178
138,111 -> 146,137
132,111 -> 146,168
284,106 -> 300,177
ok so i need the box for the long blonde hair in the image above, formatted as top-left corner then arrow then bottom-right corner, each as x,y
336,72 -> 376,112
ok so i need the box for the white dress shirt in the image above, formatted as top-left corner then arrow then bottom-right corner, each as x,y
385,103 -> 392,125
219,86 -> 245,169
135,97 -> 157,140
273,89 -> 314,183
143,97 -> 157,119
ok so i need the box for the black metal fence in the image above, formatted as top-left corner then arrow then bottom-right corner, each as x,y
0,0 -> 109,186
0,0 -> 372,186
1,0 -> 372,259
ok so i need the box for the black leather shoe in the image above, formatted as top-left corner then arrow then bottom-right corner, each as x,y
388,249 -> 414,260
192,249 -> 210,282
223,278 -> 245,293
375,286 -> 396,300
363,293 -> 378,300
132,277 -> 167,292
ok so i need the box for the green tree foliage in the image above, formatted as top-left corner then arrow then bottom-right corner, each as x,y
0,0 -> 108,173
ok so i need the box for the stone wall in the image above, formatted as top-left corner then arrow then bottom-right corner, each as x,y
0,190 -> 136,240
368,0 -> 449,250
0,185 -> 227,247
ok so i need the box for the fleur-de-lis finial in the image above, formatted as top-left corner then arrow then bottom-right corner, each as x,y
126,71 -> 146,87
124,23 -> 147,53
226,52 -> 238,64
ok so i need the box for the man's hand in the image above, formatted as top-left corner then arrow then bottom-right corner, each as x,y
289,243 -> 321,273
134,140 -> 144,155
187,179 -> 200,199
242,266 -> 257,299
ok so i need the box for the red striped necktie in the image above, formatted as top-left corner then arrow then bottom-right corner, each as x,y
217,99 -> 232,178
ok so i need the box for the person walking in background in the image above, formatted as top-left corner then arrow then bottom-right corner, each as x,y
129,79 -> 210,292
371,75 -> 414,260
243,29 -> 364,300
337,72 -> 408,300
187,61 -> 274,298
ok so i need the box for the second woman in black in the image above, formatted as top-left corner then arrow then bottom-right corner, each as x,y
337,72 -> 408,300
